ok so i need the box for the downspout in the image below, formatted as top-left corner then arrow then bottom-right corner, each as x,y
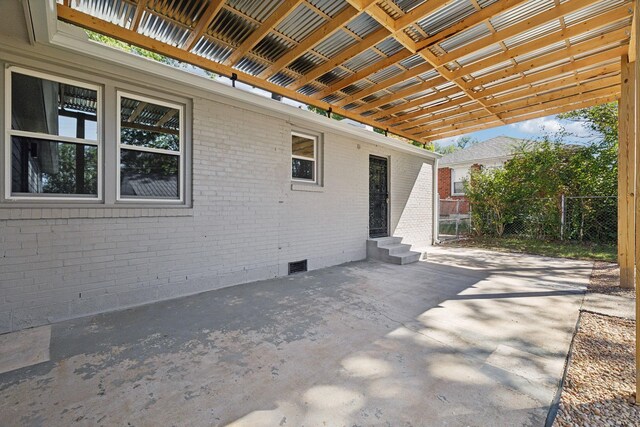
432,157 -> 439,245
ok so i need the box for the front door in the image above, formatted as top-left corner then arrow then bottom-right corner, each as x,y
369,156 -> 389,238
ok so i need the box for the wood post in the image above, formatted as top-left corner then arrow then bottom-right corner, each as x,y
618,55 -> 636,289
634,0 -> 639,406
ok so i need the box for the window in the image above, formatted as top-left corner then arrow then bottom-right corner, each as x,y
291,132 -> 316,182
118,93 -> 184,201
451,167 -> 469,195
6,68 -> 101,199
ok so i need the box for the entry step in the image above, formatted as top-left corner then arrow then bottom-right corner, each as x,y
366,237 -> 421,265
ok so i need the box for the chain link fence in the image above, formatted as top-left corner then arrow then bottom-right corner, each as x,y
439,195 -> 617,244
438,199 -> 471,241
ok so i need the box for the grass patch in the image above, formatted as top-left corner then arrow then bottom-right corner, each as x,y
447,237 -> 617,262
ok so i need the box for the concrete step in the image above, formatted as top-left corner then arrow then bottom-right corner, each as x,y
379,243 -> 412,255
389,251 -> 421,265
371,238 -> 402,248
366,237 -> 420,265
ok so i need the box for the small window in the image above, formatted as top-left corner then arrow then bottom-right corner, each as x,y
7,69 -> 101,198
291,132 -> 316,182
451,167 -> 469,195
118,93 -> 184,201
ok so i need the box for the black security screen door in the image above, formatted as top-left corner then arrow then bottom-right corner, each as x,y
369,156 -> 389,238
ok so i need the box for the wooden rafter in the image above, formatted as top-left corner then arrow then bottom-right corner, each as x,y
437,0 -> 603,66
258,5 -> 360,79
224,0 -> 305,67
335,63 -> 435,108
369,86 -> 465,120
287,27 -> 390,91
387,97 -> 474,127
58,0 -> 632,142
426,92 -> 620,140
182,0 -> 226,51
449,3 -> 634,82
131,0 -> 147,31
313,50 -> 412,99
56,4 -> 422,142
351,76 -> 448,113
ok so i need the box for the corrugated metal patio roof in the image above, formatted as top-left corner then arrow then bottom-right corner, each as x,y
56,0 -> 634,143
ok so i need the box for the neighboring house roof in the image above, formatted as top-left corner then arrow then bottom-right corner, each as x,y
439,136 -> 534,167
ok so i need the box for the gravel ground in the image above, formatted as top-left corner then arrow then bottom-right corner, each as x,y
553,263 -> 638,427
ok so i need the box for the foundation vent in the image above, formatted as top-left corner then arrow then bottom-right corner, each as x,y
288,260 -> 307,275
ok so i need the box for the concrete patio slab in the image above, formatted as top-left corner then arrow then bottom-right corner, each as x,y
0,247 -> 592,426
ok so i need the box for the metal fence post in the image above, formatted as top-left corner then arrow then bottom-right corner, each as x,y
560,194 -> 566,240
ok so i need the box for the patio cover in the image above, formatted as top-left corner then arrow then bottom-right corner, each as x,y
55,0 -> 633,143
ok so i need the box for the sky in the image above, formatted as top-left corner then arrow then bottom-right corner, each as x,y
431,115 -> 595,147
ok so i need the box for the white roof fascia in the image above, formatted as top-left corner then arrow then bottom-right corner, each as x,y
440,154 -> 513,168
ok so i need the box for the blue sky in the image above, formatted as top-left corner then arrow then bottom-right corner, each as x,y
432,115 -> 594,147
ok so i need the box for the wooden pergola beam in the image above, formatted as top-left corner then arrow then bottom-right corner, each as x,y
386,97 -> 474,126
449,3 -> 634,82
407,69 -> 619,133
415,0 -> 530,51
368,86 -> 464,120
315,0 -> 530,102
634,0 -> 640,407
489,76 -> 621,113
257,6 -> 360,79
436,0 -> 602,66
619,54 -> 636,290
130,0 -> 147,31
424,93 -> 619,141
56,4 -> 422,143
334,62 -> 435,108
398,103 -> 481,131
482,61 -> 620,103
287,27 -> 390,91
382,49 -> 623,129
470,27 -> 630,89
349,76 -> 448,113
313,50 -> 412,99
224,0 -> 305,67
182,0 -> 226,51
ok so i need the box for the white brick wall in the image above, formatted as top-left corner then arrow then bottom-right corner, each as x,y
0,61 -> 434,335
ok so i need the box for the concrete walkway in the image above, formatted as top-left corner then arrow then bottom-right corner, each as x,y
0,247 -> 592,426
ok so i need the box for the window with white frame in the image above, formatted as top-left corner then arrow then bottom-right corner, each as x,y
6,68 -> 101,199
118,93 -> 184,201
291,131 -> 316,182
452,167 -> 469,195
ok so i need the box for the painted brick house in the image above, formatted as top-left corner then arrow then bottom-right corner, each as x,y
0,1 -> 439,333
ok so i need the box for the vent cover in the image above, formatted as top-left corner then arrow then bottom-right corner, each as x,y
288,260 -> 307,275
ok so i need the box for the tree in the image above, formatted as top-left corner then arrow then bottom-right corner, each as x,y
87,32 -> 217,79
465,102 -> 619,241
456,136 -> 479,149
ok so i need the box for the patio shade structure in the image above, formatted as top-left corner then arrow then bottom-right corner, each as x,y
56,0 -> 639,404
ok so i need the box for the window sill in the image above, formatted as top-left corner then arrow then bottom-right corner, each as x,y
291,183 -> 324,193
0,205 -> 193,220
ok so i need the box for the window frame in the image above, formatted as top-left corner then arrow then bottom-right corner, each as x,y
451,167 -> 468,196
291,130 -> 317,184
116,91 -> 185,203
4,66 -> 103,201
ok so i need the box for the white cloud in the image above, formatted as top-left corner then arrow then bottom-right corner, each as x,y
509,117 -> 591,138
